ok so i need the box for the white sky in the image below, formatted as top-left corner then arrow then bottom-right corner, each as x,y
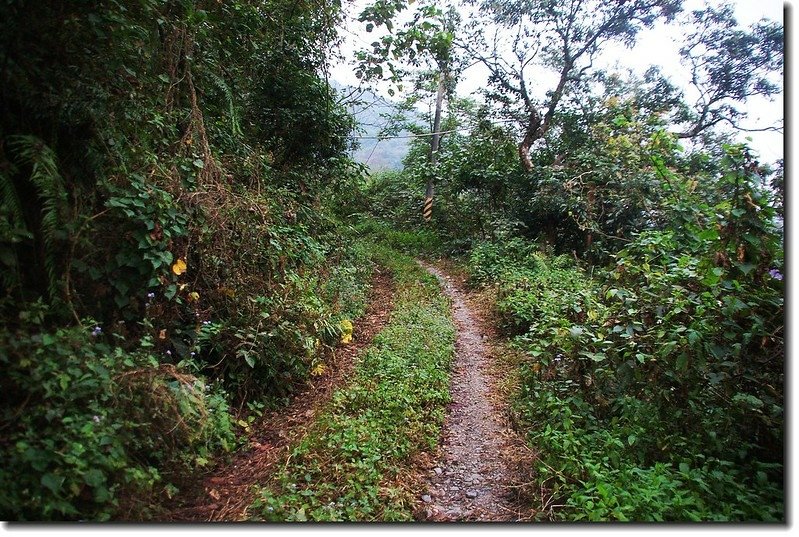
333,0 -> 785,164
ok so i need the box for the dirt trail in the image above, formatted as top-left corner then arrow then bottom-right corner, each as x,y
419,263 -> 524,521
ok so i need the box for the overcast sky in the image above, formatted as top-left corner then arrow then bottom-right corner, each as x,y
332,0 -> 786,164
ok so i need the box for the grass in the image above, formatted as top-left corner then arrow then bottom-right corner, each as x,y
250,245 -> 455,521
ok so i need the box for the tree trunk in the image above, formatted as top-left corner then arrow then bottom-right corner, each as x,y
430,71 -> 446,165
425,71 -> 446,222
518,111 -> 542,173
518,132 -> 535,172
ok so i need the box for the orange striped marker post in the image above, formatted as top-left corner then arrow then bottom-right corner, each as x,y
423,196 -> 433,222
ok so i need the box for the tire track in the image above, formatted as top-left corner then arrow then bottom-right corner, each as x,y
419,263 -> 518,521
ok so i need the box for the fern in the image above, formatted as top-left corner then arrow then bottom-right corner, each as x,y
5,135 -> 68,300
0,157 -> 28,293
205,69 -> 243,138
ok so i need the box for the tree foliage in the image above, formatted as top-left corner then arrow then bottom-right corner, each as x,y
463,0 -> 682,170
356,0 -> 461,86
674,4 -> 783,139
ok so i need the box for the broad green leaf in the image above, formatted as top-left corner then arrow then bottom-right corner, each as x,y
83,468 -> 105,487
41,473 -> 65,493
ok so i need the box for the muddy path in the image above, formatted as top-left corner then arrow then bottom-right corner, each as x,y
418,262 -> 532,522
162,268 -> 395,521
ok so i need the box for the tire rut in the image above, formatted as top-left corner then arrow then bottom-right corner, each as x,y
418,262 -> 519,522
161,268 -> 396,521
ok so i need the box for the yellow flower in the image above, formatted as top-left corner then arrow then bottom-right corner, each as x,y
172,258 -> 187,276
188,291 -> 200,302
237,419 -> 251,432
339,319 -> 353,344
311,362 -> 326,376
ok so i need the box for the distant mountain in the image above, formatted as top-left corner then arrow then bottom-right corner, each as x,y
335,83 -> 416,171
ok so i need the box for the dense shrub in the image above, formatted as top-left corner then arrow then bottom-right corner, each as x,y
353,219 -> 444,257
0,312 -> 236,520
468,145 -> 784,520
0,236 -> 374,520
358,170 -> 426,228
467,238 -> 540,285
0,0 -> 370,520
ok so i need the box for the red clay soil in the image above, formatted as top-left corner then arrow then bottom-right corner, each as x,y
416,261 -> 536,522
162,267 -> 395,521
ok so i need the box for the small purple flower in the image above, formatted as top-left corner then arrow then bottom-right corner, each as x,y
202,320 -> 211,326
93,415 -> 101,424
147,292 -> 156,299
166,350 -> 172,356
91,326 -> 102,337
769,269 -> 783,281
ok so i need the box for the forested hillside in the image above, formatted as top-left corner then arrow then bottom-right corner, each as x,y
0,0 -> 784,523
345,87 -> 413,170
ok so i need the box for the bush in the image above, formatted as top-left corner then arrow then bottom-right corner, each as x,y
467,238 -> 540,285
509,230 -> 785,520
468,152 -> 785,522
358,170 -> 425,228
353,219 -> 444,257
0,309 -> 237,520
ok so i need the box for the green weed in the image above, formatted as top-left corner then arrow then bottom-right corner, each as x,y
251,247 -> 455,521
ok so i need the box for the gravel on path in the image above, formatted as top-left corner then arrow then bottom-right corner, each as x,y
419,263 -> 520,522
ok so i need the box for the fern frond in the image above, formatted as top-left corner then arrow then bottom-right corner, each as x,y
6,135 -> 68,300
206,69 -> 243,138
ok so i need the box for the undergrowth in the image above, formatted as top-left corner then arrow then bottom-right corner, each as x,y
353,219 -> 444,258
465,148 -> 784,521
250,246 -> 455,521
0,0 -> 372,520
0,312 -> 237,520
0,238 -> 374,521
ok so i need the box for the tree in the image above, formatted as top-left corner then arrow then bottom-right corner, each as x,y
463,0 -> 682,171
673,4 -> 783,139
357,1 -> 461,221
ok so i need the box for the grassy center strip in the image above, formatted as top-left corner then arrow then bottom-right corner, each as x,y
250,246 -> 455,521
